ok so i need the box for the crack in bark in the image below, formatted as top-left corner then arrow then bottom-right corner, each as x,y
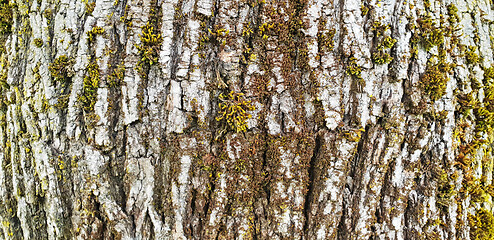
302,132 -> 321,238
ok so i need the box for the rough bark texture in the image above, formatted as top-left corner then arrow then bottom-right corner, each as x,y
1,0 -> 494,238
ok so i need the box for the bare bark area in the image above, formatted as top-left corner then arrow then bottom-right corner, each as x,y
1,0 -> 494,238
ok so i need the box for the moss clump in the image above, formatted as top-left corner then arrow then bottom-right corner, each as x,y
371,21 -> 390,37
346,57 -> 362,79
424,0 -> 431,8
136,22 -> 162,67
381,36 -> 397,49
417,16 -> 444,51
468,209 -> 494,240
107,63 -> 125,88
317,28 -> 335,52
87,26 -> 105,43
43,9 -> 53,24
210,26 -> 229,45
457,92 -> 478,116
371,21 -> 396,65
372,51 -> 393,64
48,55 -> 74,82
80,61 -> 100,112
484,66 -> 494,85
54,93 -> 70,109
423,28 -> 444,50
465,46 -> 481,64
419,60 -> 451,101
474,106 -> 494,133
215,91 -> 255,133
0,0 -> 12,35
470,78 -> 494,134
468,182 -> 491,203
360,4 -> 369,16
33,38 -> 43,48
84,1 -> 95,15
447,4 -> 459,24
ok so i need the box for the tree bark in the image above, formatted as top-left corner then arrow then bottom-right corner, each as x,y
1,0 -> 494,238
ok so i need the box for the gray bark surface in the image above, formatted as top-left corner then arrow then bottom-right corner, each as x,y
0,0 -> 494,238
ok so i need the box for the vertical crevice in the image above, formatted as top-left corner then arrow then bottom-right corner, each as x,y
302,132 -> 321,238
337,125 -> 369,239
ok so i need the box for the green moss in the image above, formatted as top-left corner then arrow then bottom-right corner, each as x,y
87,26 -> 105,43
241,46 -> 257,64
210,26 -> 229,45
381,36 -> 397,49
215,91 -> 255,133
43,9 -> 53,24
80,61 -> 100,112
465,46 -> 481,64
372,51 -> 393,64
340,128 -> 365,142
370,20 -> 396,65
0,0 -> 12,35
484,66 -> 494,85
317,28 -> 335,52
85,1 -> 95,15
32,62 -> 41,81
477,81 -> 494,133
33,38 -> 43,48
419,60 -> 451,101
423,28 -> 444,50
54,93 -> 70,109
417,16 -> 444,51
107,63 -> 125,88
447,4 -> 459,24
136,22 -> 162,71
457,92 -> 478,116
48,55 -> 74,82
471,76 -> 482,90
371,21 -> 390,37
360,4 -> 369,16
470,181 -> 491,203
346,57 -> 362,79
424,0 -> 431,8
474,107 -> 494,133
469,209 -> 494,240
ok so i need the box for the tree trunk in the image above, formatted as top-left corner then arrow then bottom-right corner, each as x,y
0,0 -> 494,238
